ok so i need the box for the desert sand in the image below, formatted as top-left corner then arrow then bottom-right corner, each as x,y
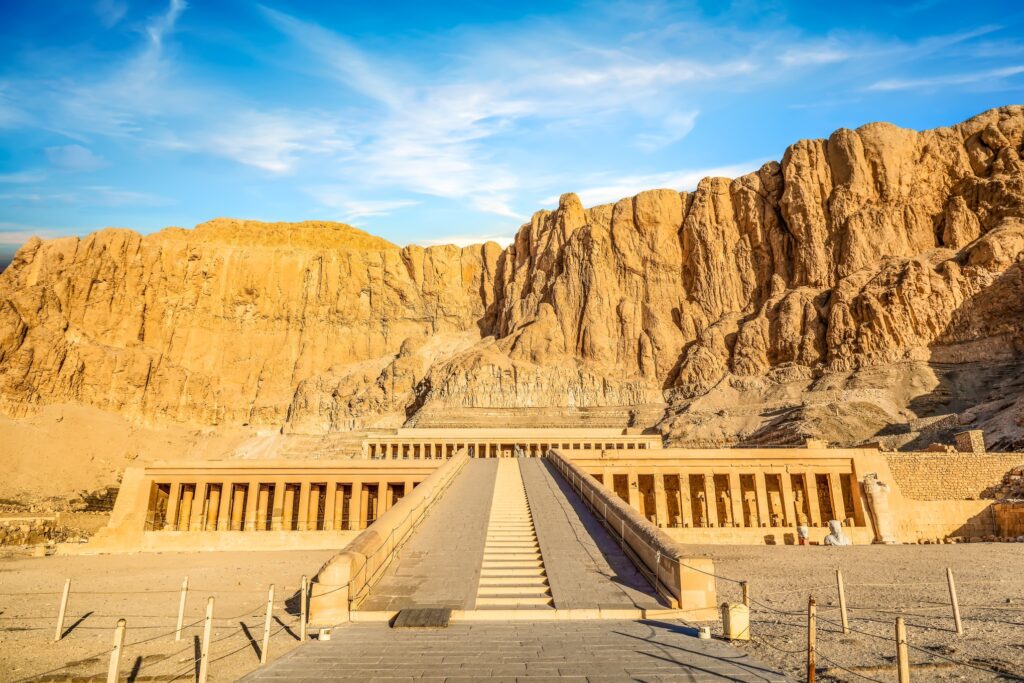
0,550 -> 335,682
1,545 -> 1021,681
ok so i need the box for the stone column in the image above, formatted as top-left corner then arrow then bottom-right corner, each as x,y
803,473 -> 822,526
753,474 -> 770,528
780,474 -> 795,527
379,480 -> 391,513
728,473 -> 743,527
296,482 -> 311,531
166,482 -> 182,531
359,482 -> 371,529
307,484 -> 321,530
331,484 -> 345,530
323,482 -> 337,531
244,481 -> 260,531
205,483 -> 223,531
827,473 -> 846,522
189,481 -> 207,532
679,473 -> 693,527
703,475 -> 718,527
626,471 -> 640,512
847,474 -> 867,526
178,484 -> 196,532
654,474 -> 669,528
229,484 -> 246,531
347,483 -> 360,530
256,484 -> 270,531
282,484 -> 296,531
270,481 -> 285,531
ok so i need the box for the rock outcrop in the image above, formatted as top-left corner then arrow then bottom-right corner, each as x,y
2,106 -> 1024,448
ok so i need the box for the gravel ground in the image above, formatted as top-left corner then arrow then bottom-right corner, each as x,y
693,543 -> 1024,682
2,544 -> 1022,682
0,549 -> 336,682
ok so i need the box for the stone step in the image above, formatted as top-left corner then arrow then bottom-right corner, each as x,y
477,581 -> 552,593
480,567 -> 546,577
481,560 -> 544,569
475,595 -> 553,607
478,576 -> 549,586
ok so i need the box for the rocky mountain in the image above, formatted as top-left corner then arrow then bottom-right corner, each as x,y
2,106 -> 1024,450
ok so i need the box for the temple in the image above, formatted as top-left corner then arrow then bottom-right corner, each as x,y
77,427 -> 1024,554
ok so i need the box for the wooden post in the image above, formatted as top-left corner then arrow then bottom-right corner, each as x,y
741,581 -> 750,607
896,616 -> 910,683
175,576 -> 189,641
946,567 -> 963,635
54,578 -> 71,642
106,619 -> 126,683
198,597 -> 214,683
300,576 -> 308,641
261,585 -> 274,665
836,569 -> 849,634
807,597 -> 816,683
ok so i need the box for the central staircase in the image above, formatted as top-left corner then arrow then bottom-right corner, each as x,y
475,459 -> 553,609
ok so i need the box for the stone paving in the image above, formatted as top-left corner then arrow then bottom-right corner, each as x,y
520,458 -> 663,611
358,459 -> 498,611
242,619 -> 790,681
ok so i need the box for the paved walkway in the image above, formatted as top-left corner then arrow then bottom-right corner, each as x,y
358,459 -> 498,612
520,458 -> 663,611
242,619 -> 789,681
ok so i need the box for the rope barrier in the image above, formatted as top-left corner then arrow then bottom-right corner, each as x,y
815,650 -> 888,683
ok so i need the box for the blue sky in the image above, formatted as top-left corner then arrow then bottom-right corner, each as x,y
1,0 -> 1023,263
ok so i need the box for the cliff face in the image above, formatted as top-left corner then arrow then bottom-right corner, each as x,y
2,106 -> 1024,447
0,219 -> 501,425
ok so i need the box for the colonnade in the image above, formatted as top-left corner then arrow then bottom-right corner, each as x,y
146,476 -> 422,533
587,467 -> 867,529
366,439 -> 655,460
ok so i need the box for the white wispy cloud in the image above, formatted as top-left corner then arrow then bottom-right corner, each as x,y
207,111 -> 348,173
634,110 -> 699,151
544,161 -> 768,208
93,0 -> 128,28
0,186 -> 170,207
0,170 -> 49,184
868,64 -> 1024,91
304,187 -> 419,219
46,144 -> 106,171
778,45 -> 850,67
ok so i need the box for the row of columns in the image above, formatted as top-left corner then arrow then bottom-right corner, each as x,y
595,469 -> 865,529
154,478 -> 419,533
367,440 -> 650,460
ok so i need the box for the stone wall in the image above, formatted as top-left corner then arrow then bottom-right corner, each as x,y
885,452 -> 1024,501
994,502 -> 1024,537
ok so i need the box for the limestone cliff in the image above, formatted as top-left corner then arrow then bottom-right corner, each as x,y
2,106 -> 1024,449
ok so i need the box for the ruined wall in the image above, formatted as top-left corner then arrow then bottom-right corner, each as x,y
884,452 -> 1024,500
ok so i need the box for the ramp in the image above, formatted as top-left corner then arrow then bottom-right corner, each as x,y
475,459 -> 554,609
356,459 -> 497,612
520,457 -> 665,612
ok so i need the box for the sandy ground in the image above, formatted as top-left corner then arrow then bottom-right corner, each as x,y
2,544 -> 1022,682
697,544 -> 1024,682
0,550 -> 336,682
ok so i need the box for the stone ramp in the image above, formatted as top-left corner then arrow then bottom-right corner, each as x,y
242,620 -> 789,681
358,459 -> 497,612
475,459 -> 554,609
520,458 -> 664,611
